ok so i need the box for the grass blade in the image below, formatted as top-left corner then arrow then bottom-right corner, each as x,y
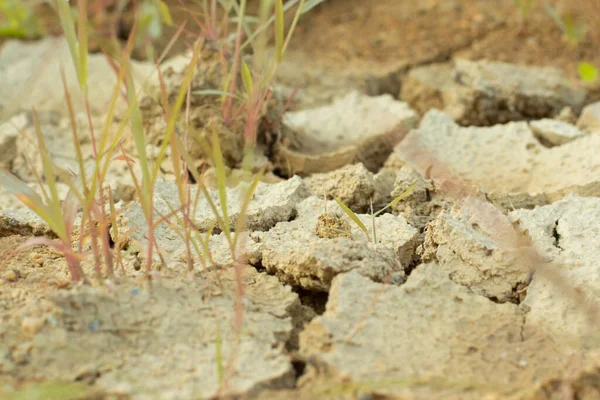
0,170 -> 56,230
233,169 -> 263,251
241,60 -> 253,96
335,198 -> 369,241
282,0 -> 305,56
212,128 -> 232,242
302,0 -> 326,13
53,0 -> 80,82
152,44 -> 202,183
77,0 -> 89,93
274,0 -> 284,62
373,184 -> 416,217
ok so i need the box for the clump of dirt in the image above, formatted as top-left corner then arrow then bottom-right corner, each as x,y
314,213 -> 352,239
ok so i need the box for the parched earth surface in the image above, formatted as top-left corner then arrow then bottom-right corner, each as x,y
2,0 -> 600,399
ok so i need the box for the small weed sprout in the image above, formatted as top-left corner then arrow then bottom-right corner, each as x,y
545,3 -> 587,45
335,184 -> 416,244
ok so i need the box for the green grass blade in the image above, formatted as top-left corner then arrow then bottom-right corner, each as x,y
0,170 -> 63,238
373,184 -> 416,217
176,136 -> 232,247
159,1 -> 173,26
77,0 -> 89,93
335,198 -> 368,235
53,0 -> 81,87
241,60 -> 253,96
31,111 -> 61,215
240,0 -> 299,51
302,0 -> 326,13
282,0 -> 305,56
125,72 -> 151,206
212,128 -> 232,241
152,46 -> 202,184
274,0 -> 285,62
60,67 -> 87,191
233,169 -> 263,251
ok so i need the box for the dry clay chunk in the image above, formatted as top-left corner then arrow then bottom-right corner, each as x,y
114,177 -> 311,264
395,110 -> 600,209
276,91 -> 418,175
0,267 -> 299,399
401,60 -> 586,126
510,196 -> 600,352
259,197 -> 419,291
300,266 -> 565,400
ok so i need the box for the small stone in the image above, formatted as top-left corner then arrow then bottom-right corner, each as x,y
529,119 -> 586,146
555,106 -> 577,124
21,316 -> 46,336
29,252 -> 45,267
2,270 -> 18,282
577,101 -> 600,133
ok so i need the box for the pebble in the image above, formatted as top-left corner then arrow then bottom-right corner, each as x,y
2,270 -> 18,282
21,316 -> 46,336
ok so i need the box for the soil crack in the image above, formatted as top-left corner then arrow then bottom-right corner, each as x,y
552,218 -> 564,251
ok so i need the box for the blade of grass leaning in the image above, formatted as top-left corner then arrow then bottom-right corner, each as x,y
212,127 -> 232,242
301,0 -> 326,13
177,136 -> 232,246
125,72 -> 151,205
274,0 -> 285,62
241,60 -> 253,96
158,0 -> 174,26
240,0 -> 302,51
60,67 -> 87,191
233,169 -> 264,252
152,45 -> 202,183
32,111 -> 60,210
76,0 -> 89,94
53,0 -> 80,84
373,184 -> 416,217
254,0 -> 274,67
31,110 -> 67,238
335,198 -> 370,242
0,170 -> 57,234
281,0 -> 305,56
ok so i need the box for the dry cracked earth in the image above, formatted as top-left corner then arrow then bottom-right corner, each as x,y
1,0 -> 600,399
